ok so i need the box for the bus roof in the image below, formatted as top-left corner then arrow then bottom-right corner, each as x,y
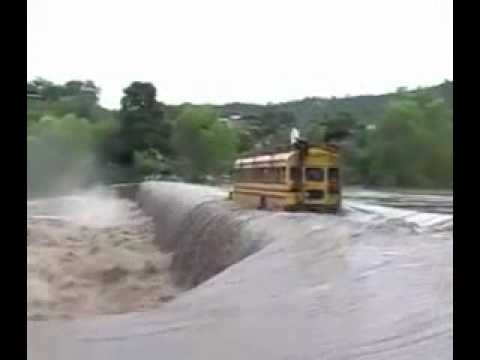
235,151 -> 295,168
234,145 -> 339,169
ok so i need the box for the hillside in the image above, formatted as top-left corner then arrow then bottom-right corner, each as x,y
215,80 -> 453,127
27,79 -> 453,191
28,80 -> 453,128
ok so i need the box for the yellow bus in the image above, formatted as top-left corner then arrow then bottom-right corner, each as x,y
230,141 -> 342,213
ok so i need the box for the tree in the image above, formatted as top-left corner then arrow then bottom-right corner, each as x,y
172,106 -> 238,181
305,122 -> 327,144
237,129 -> 255,154
27,82 -> 40,95
257,109 -> 296,137
62,80 -> 99,101
27,78 -> 105,123
364,90 -> 452,187
305,112 -> 358,144
64,80 -> 84,96
27,114 -> 113,196
322,112 -> 357,142
244,109 -> 297,149
116,82 -> 171,164
133,148 -> 171,178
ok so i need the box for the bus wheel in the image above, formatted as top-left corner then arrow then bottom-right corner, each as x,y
258,196 -> 266,210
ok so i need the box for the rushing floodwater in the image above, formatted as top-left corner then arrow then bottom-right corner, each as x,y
343,188 -> 453,235
27,188 -> 178,320
27,184 -> 452,360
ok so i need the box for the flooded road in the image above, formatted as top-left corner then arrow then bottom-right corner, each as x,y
343,188 -> 453,235
344,188 -> 452,214
27,184 -> 452,360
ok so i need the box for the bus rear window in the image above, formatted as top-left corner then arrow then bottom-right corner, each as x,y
306,168 -> 325,181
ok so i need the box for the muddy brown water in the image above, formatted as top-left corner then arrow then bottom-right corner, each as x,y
27,183 -> 452,360
27,189 -> 179,320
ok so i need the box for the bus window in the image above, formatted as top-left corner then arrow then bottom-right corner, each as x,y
253,168 -> 257,182
246,168 -> 253,182
266,168 -> 273,183
278,167 -> 286,183
328,168 -> 339,181
328,168 -> 340,194
306,168 -> 325,182
290,167 -> 301,182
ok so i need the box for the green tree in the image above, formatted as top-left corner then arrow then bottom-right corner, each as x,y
117,82 -> 171,163
257,109 -> 296,136
305,112 -> 358,144
133,149 -> 171,178
305,122 -> 327,144
237,129 -> 255,154
27,114 -> 116,196
27,79 -> 106,123
244,109 -> 297,149
323,112 -> 357,142
172,106 -> 238,181
365,90 -> 452,188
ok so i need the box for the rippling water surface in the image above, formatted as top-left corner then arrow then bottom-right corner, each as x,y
27,184 -> 452,360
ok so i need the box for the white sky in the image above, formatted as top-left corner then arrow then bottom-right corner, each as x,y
27,0 -> 453,109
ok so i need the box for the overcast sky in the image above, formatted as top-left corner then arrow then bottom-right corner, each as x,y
27,0 -> 452,109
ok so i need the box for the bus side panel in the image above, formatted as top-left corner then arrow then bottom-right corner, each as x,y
231,191 -> 263,209
232,189 -> 297,210
264,194 -> 290,211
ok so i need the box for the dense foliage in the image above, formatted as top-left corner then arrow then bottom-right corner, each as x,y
27,78 -> 453,197
172,106 -> 238,182
359,90 -> 453,188
27,113 -> 117,197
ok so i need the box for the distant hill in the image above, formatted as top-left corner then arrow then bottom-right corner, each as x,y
215,81 -> 453,128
